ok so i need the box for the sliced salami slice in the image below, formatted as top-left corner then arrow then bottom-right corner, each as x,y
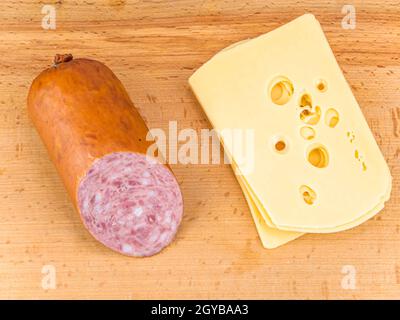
78,152 -> 183,257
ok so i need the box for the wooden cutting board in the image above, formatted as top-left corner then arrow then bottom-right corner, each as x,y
0,0 -> 399,299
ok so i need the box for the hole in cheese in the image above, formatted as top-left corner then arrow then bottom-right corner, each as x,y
275,140 -> 286,152
307,144 -> 329,168
299,93 -> 312,108
300,106 -> 321,125
325,108 -> 339,128
300,185 -> 317,205
270,77 -> 294,105
316,79 -> 327,92
300,126 -> 315,140
347,131 -> 355,143
271,135 -> 289,154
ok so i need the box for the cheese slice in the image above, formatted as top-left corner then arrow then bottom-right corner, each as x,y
234,153 -> 388,247
218,38 -> 392,235
218,108 -> 388,247
231,149 -> 391,233
219,112 -> 388,247
190,14 -> 392,234
235,171 -> 303,248
222,137 -> 303,247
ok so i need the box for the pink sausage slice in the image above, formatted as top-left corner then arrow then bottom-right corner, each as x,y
78,152 -> 183,257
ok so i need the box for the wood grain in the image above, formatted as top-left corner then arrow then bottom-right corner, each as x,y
0,0 -> 399,299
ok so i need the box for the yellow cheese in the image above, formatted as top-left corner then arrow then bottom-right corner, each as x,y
222,138 -> 303,247
219,113 -> 388,248
231,148 -> 391,233
217,104 -> 388,248
189,14 -> 392,234
234,154 -> 388,247
235,172 -> 303,248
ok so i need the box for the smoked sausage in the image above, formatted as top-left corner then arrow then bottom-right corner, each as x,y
27,54 -> 183,257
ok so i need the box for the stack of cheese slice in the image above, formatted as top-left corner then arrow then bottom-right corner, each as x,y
189,14 -> 392,248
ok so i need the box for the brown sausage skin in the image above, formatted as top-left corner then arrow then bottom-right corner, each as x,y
28,57 -> 152,205
28,55 -> 183,256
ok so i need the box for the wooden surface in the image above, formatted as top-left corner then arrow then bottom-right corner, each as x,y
0,0 -> 399,299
